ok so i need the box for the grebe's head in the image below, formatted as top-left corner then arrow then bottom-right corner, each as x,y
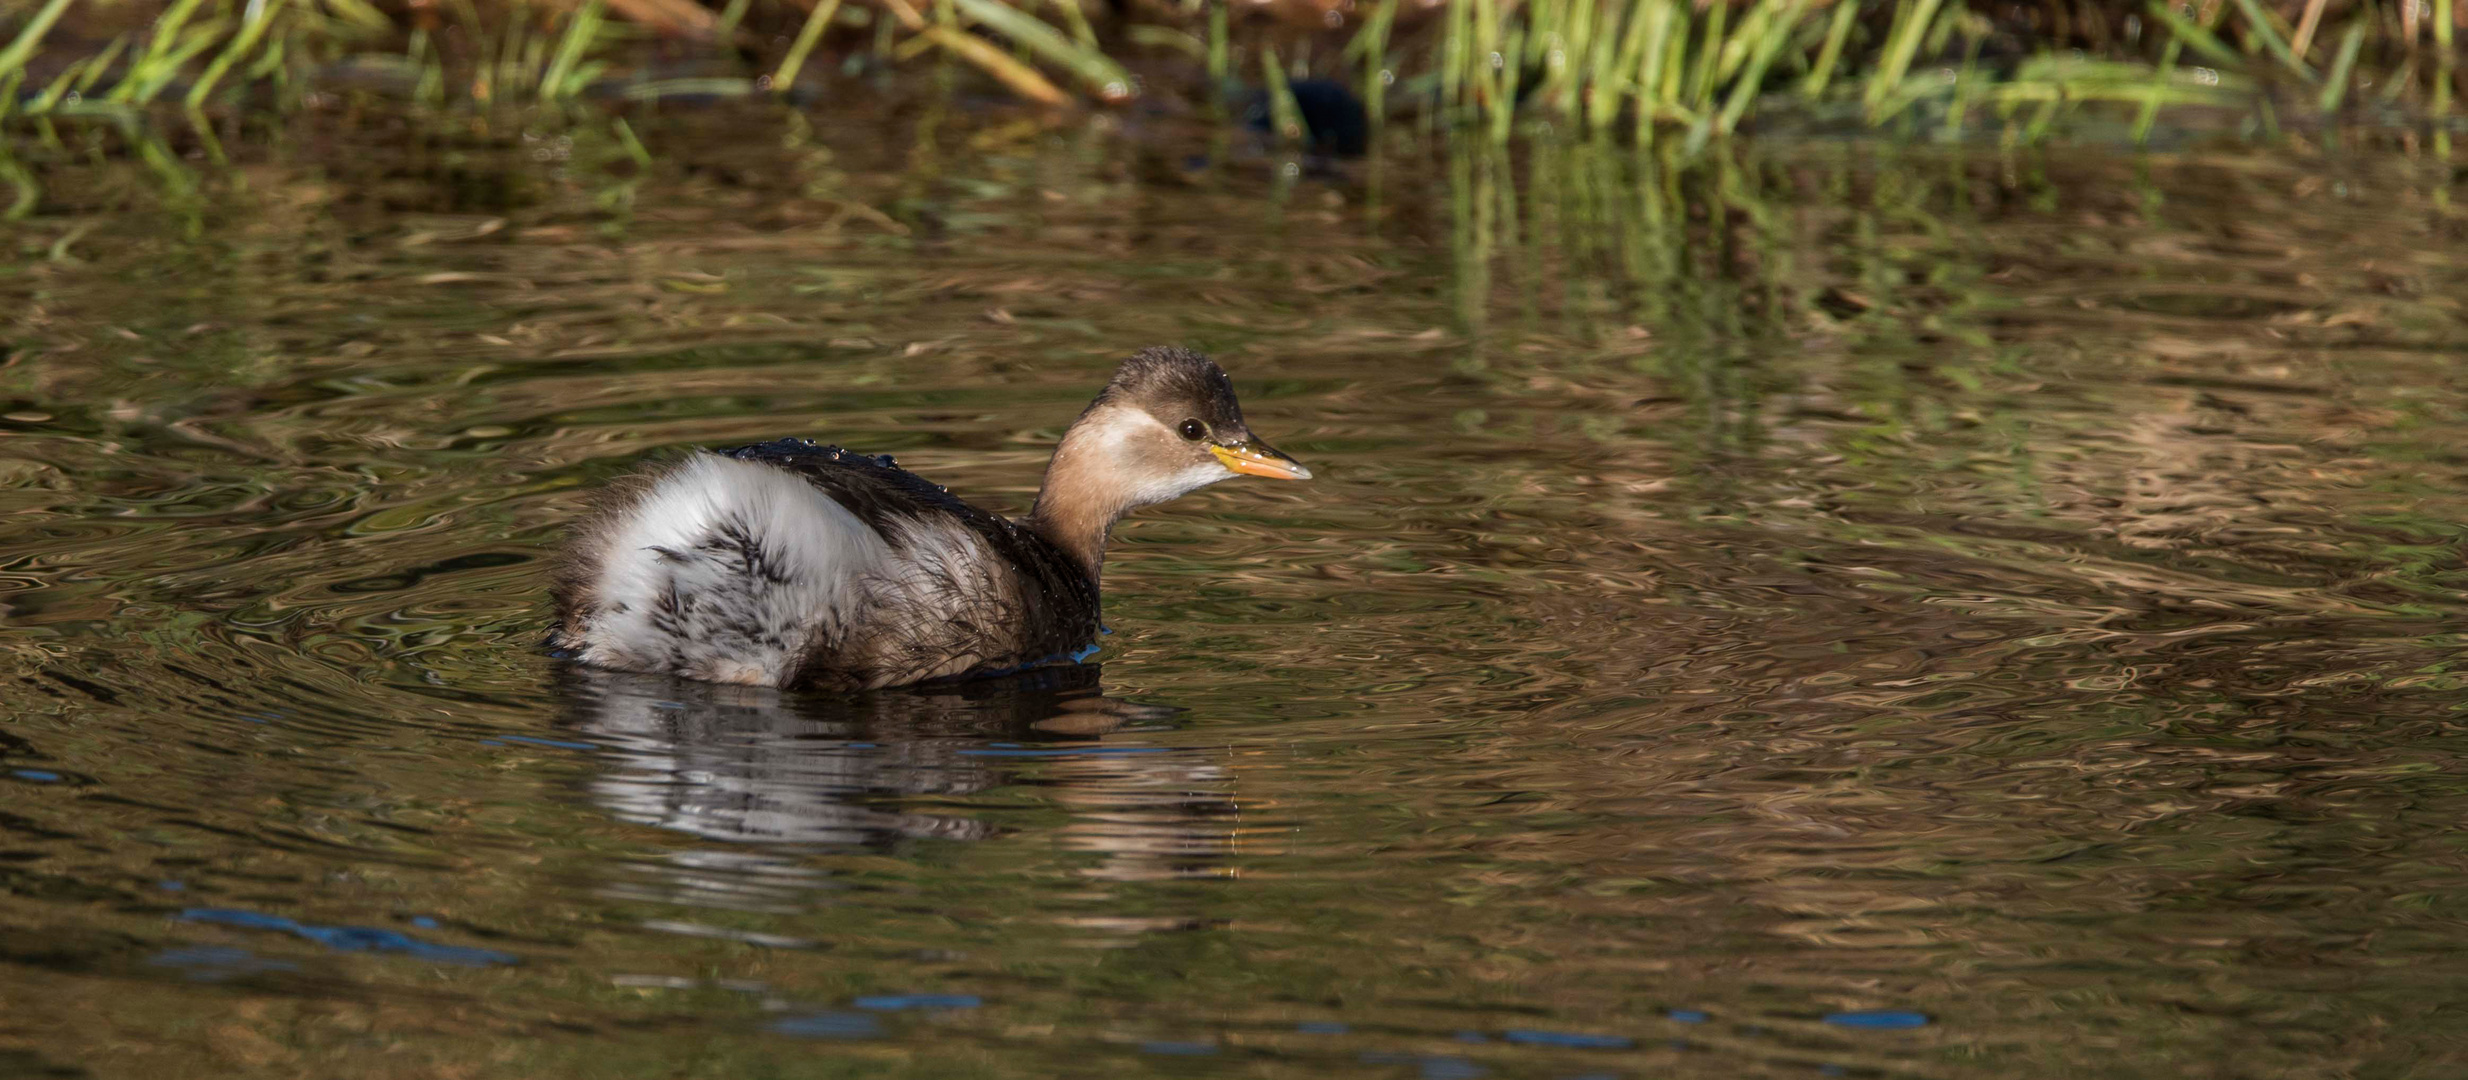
1062,346 -> 1311,509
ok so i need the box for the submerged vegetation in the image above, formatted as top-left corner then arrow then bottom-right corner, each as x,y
0,0 -> 2463,152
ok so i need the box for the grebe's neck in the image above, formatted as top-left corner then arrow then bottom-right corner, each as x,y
1025,403 -> 1241,582
1025,418 -> 1126,583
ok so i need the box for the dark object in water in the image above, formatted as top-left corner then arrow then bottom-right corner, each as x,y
1244,79 -> 1370,158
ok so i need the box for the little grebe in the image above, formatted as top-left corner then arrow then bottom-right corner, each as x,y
550,347 -> 1310,690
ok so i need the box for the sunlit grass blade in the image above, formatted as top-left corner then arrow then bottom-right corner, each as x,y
72,33 -> 128,94
1470,0 -> 1500,120
130,0 -> 211,72
1206,0 -> 1228,98
541,0 -> 606,100
1802,0 -> 1858,99
918,24 -> 1069,105
772,0 -> 844,91
186,0 -> 291,109
951,0 -> 1131,100
114,18 -> 231,103
1631,0 -> 1674,122
0,0 -> 78,83
2433,0 -> 2453,154
2318,18 -> 2364,112
25,55 -> 86,113
1685,0 -> 1726,110
1050,0 -> 1096,50
1259,44 -> 1303,144
2133,38 -> 2183,143
0,147 -> 38,220
2289,0 -> 2328,58
1867,0 -> 1945,119
1584,0 -> 1638,129
1492,22 -> 1524,142
1712,0 -> 1808,139
620,75 -> 753,99
2143,1 -> 2247,71
2228,0 -> 2317,81
1438,0 -> 1467,118
1125,24 -> 1202,59
710,0 -> 752,39
321,0 -> 394,35
1354,0 -> 1397,129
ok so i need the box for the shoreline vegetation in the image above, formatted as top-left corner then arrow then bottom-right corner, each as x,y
0,0 -> 2462,157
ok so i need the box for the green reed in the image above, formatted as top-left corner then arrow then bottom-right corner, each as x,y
1,0 -> 2465,149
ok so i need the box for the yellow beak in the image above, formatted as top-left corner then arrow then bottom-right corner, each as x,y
1211,440 -> 1312,481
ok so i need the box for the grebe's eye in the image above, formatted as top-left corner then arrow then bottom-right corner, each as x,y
1178,418 -> 1207,441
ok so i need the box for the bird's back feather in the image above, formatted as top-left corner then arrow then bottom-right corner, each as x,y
551,441 -> 1099,690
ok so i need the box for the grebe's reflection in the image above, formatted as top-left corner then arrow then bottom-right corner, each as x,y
558,665 -> 1241,909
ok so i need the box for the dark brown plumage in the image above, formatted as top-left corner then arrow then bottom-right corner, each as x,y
549,347 -> 1309,691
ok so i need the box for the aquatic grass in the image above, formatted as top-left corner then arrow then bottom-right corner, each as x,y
770,0 -> 842,91
2436,0 -> 2456,155
0,146 -> 37,219
1866,0 -> 1947,120
1259,44 -> 1304,145
950,0 -> 1130,100
1800,1 -> 1858,100
1348,0 -> 1399,134
2,0 -> 2465,148
2319,18 -> 2365,113
0,0 -> 76,85
184,0 -> 291,109
1205,0 -> 1228,101
540,0 -> 609,100
2228,0 -> 2317,82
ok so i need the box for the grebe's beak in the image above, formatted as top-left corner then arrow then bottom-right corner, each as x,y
1211,438 -> 1312,481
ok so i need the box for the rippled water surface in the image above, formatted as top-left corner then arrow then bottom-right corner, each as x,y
6,114 -> 2468,1078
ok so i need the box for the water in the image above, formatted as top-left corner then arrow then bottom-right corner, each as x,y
5,113 -> 2468,1077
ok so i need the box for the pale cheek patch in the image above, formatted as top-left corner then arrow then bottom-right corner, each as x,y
1082,407 -> 1233,508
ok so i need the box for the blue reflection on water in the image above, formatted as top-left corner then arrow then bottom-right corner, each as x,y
149,945 -> 301,981
771,1012 -> 883,1039
1364,1052 -> 1490,1080
179,908 -> 519,966
1822,1010 -> 1929,1030
1140,1040 -> 1217,1056
1503,1029 -> 1634,1050
853,993 -> 982,1010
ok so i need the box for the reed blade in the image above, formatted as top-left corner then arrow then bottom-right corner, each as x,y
2317,18 -> 2364,112
1802,0 -> 1858,99
953,0 -> 1132,100
185,0 -> 291,109
0,0 -> 78,83
1867,0 -> 1946,119
772,0 -> 845,92
2228,0 -> 2317,81
541,0 -> 606,100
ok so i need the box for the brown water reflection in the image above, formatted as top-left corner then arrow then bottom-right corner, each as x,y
2,112 -> 2467,1077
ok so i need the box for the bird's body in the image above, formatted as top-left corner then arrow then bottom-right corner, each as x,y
550,348 -> 1308,691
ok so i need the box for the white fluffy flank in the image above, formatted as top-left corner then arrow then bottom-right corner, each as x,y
579,453 -> 891,686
